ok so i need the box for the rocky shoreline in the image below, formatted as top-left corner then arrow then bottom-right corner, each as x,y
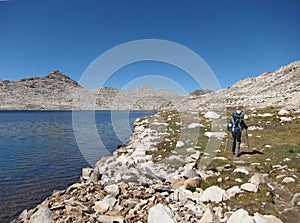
11,111 -> 288,223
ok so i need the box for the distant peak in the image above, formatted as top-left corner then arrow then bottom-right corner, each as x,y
44,70 -> 80,86
45,70 -> 69,79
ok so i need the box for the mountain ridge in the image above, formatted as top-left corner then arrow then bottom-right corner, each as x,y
1,61 -> 299,111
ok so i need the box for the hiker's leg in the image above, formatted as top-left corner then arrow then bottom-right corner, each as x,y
231,133 -> 236,154
236,132 -> 242,156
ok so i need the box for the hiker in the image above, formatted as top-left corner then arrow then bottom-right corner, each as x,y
227,110 -> 248,157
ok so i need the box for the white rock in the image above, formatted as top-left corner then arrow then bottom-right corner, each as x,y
204,111 -> 221,119
278,109 -> 289,116
200,186 -> 226,203
187,123 -> 203,128
29,206 -> 54,223
241,183 -> 258,192
104,184 -> 120,197
280,117 -> 292,122
213,157 -> 227,161
176,141 -> 185,148
204,132 -> 227,138
257,113 -> 273,117
151,121 -> 168,126
226,186 -> 242,199
291,193 -> 300,206
94,200 -> 110,213
97,215 -> 124,223
235,178 -> 243,183
251,163 -> 261,166
148,204 -> 176,223
234,168 -> 249,175
227,209 -> 255,223
253,212 -> 283,223
199,205 -> 220,223
282,177 -> 295,183
249,174 -> 266,186
81,167 -> 94,180
248,126 -> 264,131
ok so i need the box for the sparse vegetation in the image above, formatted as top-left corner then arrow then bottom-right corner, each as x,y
145,106 -> 300,219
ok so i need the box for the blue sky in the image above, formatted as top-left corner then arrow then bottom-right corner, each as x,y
0,0 -> 300,94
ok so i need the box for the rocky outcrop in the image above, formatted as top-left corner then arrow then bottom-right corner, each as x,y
186,61 -> 300,111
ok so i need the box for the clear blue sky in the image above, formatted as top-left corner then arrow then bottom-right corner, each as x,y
1,0 -> 300,93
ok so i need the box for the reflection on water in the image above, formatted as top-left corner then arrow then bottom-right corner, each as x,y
0,110 -> 152,222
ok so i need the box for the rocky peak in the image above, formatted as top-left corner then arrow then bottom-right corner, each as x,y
44,70 -> 80,86
188,89 -> 213,97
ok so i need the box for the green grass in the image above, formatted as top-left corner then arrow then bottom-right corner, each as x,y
146,107 -> 300,217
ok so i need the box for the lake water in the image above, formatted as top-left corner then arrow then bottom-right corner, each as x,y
0,110 -> 153,223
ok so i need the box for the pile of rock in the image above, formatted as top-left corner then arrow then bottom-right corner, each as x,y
12,114 -> 285,223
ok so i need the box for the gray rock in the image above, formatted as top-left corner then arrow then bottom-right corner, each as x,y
29,206 -> 54,223
148,204 -> 177,223
104,184 -> 120,197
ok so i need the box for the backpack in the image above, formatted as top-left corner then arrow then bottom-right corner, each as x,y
227,110 -> 245,132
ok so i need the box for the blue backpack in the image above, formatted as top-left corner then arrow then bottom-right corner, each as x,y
228,110 -> 245,132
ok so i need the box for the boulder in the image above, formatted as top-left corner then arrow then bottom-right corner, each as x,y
204,111 -> 221,119
94,195 -> 118,213
29,206 -> 54,223
278,109 -> 289,116
94,200 -> 110,213
81,167 -> 94,181
227,209 -> 254,223
104,184 -> 120,197
291,193 -> 300,206
200,186 -> 226,203
241,183 -> 258,193
148,204 -> 176,223
184,177 -> 201,191
176,141 -> 185,148
282,177 -> 295,183
253,212 -> 283,223
249,173 -> 266,186
226,186 -> 242,199
199,205 -> 220,223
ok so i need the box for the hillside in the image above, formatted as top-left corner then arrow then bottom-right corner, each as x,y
185,61 -> 300,111
1,61 -> 299,111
